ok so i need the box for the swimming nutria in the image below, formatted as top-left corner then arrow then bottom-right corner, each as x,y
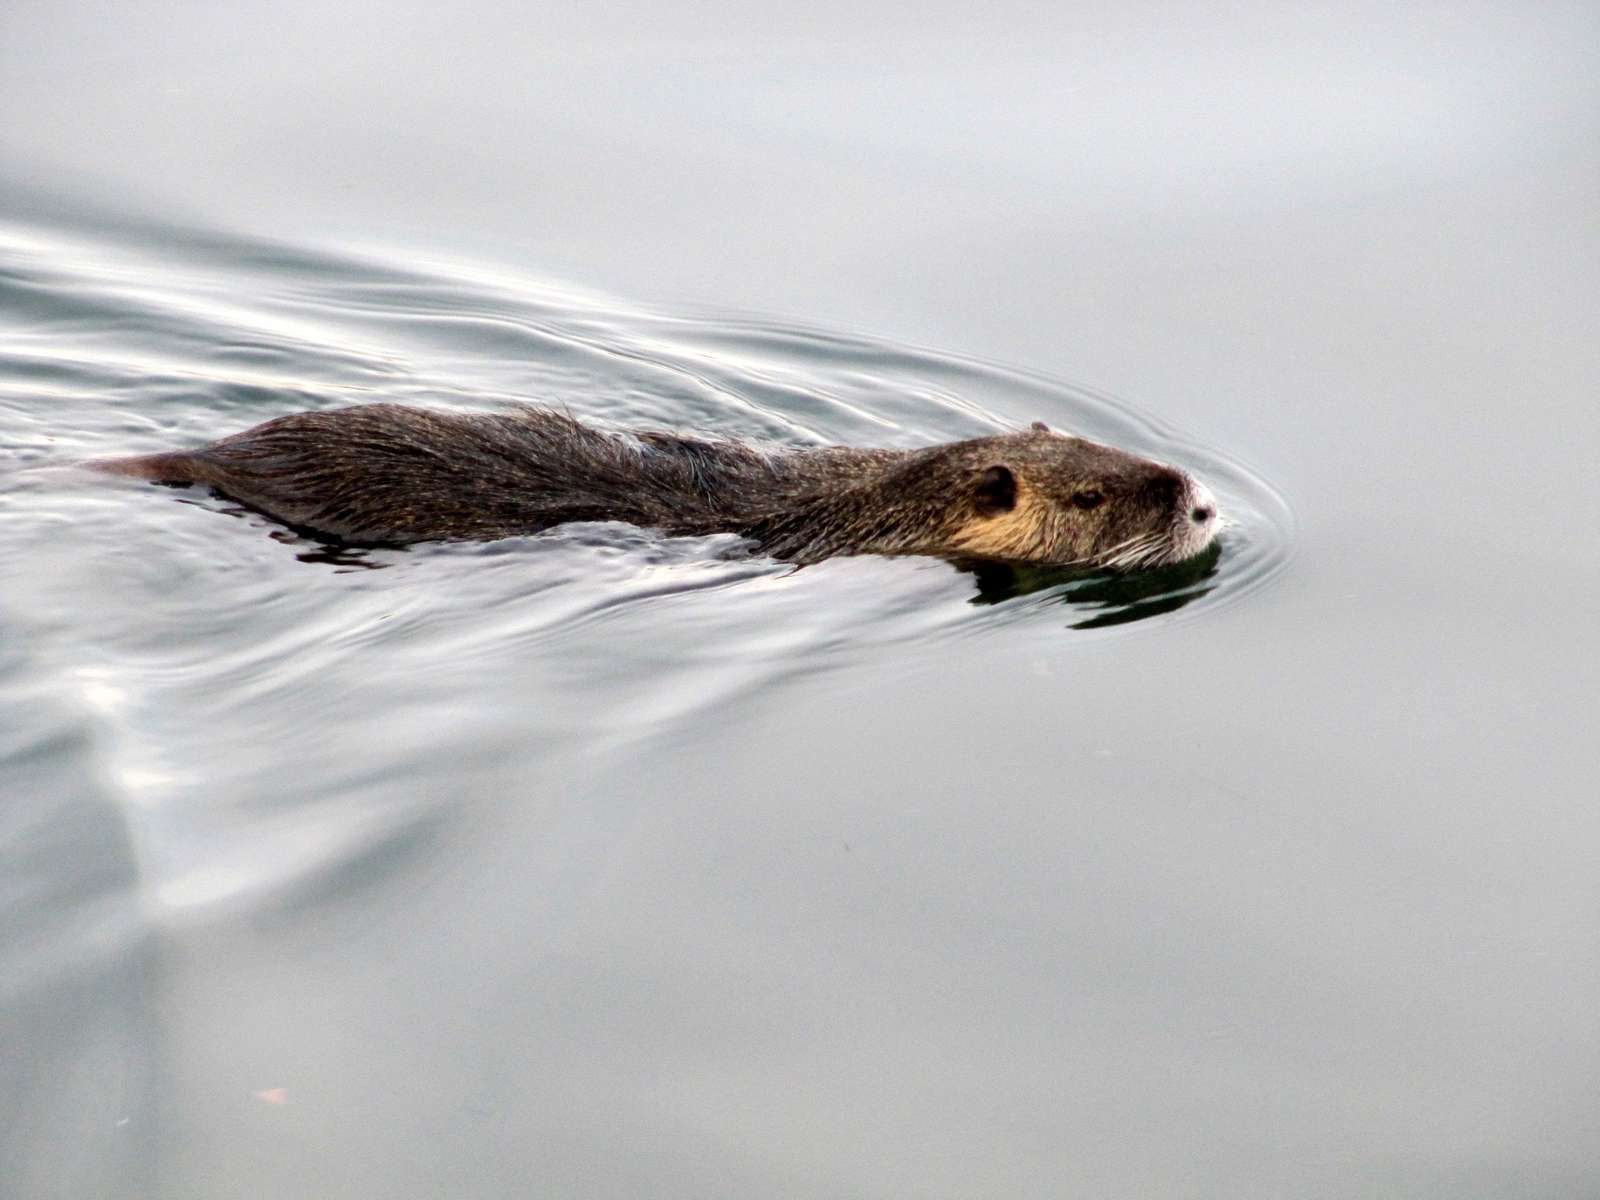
93,403 -> 1220,568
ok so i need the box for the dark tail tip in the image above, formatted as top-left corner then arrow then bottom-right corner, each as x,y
88,452 -> 206,484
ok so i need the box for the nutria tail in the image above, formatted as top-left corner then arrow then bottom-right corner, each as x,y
89,451 -> 215,485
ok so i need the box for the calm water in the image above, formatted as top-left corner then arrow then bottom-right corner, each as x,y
4,3 -> 1599,1197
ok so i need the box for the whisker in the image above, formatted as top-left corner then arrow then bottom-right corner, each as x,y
1101,532 -> 1165,570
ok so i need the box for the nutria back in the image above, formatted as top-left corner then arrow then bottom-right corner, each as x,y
94,403 -> 1220,568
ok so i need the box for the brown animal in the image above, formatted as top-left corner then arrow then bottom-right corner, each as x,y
93,403 -> 1220,568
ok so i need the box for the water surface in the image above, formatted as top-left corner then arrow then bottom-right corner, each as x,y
3,2 -> 1599,1197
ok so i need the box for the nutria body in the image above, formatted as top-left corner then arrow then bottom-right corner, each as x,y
94,404 -> 1220,568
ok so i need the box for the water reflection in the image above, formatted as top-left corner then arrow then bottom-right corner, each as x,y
961,539 -> 1222,625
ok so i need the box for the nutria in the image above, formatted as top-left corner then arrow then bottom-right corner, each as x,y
92,403 -> 1220,568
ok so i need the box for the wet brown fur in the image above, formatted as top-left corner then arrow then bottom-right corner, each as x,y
93,403 -> 1212,568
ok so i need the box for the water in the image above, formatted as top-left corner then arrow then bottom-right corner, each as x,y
4,3 -> 1599,1197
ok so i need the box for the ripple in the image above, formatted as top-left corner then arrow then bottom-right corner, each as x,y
0,207 -> 1291,923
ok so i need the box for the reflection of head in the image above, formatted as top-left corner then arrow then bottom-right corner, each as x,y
963,539 -> 1223,628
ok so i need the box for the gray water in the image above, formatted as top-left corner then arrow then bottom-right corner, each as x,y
3,3 -> 1598,1197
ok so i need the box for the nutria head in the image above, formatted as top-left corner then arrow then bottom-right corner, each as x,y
938,424 -> 1219,568
752,423 -> 1219,568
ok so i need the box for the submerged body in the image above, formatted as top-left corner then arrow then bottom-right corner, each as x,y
94,404 -> 1220,568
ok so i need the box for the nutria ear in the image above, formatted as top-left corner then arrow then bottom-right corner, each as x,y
974,464 -> 1017,514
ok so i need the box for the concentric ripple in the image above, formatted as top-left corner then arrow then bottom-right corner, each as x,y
3,214 -> 1291,628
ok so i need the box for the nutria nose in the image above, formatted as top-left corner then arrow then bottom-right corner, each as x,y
1191,506 -> 1213,524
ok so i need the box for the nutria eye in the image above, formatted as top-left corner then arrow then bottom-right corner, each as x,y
1072,490 -> 1104,510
